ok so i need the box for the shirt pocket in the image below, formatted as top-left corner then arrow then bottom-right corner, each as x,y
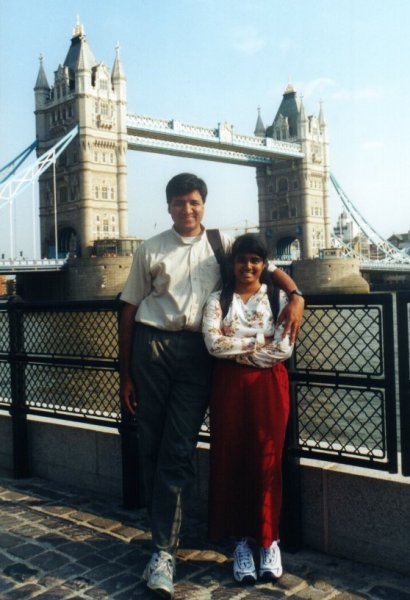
199,255 -> 221,293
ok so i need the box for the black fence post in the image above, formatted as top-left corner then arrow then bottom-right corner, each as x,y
397,292 -> 410,476
7,296 -> 30,478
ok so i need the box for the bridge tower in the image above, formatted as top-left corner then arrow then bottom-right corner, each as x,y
34,18 -> 128,257
255,84 -> 330,259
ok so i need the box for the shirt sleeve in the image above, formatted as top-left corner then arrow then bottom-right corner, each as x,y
267,259 -> 277,273
120,244 -> 152,307
202,293 -> 262,358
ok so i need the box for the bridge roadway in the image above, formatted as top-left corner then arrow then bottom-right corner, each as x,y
0,475 -> 409,599
126,113 -> 305,165
1,257 -> 410,275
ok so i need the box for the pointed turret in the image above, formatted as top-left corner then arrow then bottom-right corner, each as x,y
319,100 -> 326,129
112,44 -> 126,83
64,17 -> 97,76
35,54 -> 50,91
254,106 -> 265,137
111,43 -> 126,102
34,55 -> 50,137
298,95 -> 307,138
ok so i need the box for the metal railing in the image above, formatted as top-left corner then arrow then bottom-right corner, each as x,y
397,292 -> 410,476
287,293 -> 398,473
0,292 -> 409,508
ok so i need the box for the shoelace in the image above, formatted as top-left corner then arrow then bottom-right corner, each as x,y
154,556 -> 173,578
261,545 -> 277,566
236,541 -> 253,568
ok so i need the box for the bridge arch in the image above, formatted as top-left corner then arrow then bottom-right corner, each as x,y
59,227 -> 78,256
276,236 -> 301,260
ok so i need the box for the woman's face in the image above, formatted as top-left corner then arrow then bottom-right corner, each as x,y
233,253 -> 265,286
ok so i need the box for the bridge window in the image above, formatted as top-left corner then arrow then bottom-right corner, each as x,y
290,205 -> 297,217
103,219 -> 109,237
278,177 -> 288,193
101,103 -> 109,116
95,186 -> 99,199
279,205 -> 289,218
100,79 -> 108,90
59,188 -> 68,204
102,187 -> 108,199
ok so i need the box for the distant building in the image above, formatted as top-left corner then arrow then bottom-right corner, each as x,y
255,86 -> 330,259
388,231 -> 410,255
34,18 -> 128,258
333,211 -> 355,244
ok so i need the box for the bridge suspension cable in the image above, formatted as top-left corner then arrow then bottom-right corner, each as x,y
0,140 -> 37,185
0,125 -> 79,260
330,172 -> 410,264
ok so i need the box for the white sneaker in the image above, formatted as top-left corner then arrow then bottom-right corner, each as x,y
259,541 -> 283,580
233,539 -> 257,584
143,551 -> 175,598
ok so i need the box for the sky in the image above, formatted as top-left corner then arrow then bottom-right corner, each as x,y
1,0 -> 409,257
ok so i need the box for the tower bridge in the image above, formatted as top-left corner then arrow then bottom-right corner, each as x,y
0,18 -> 409,295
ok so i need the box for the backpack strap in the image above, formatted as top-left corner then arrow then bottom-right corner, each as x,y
206,229 -> 228,284
266,282 -> 280,323
206,229 -> 224,263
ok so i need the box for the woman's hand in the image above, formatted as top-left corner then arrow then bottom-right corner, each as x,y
277,294 -> 304,345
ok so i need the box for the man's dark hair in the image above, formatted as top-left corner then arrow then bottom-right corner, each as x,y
166,173 -> 208,204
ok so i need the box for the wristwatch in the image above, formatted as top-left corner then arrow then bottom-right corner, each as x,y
289,289 -> 304,297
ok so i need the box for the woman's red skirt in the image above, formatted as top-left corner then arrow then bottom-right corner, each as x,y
208,360 -> 290,547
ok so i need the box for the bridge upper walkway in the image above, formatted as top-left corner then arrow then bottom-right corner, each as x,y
126,112 -> 304,165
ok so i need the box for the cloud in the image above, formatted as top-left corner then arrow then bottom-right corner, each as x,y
298,79 -> 384,102
301,78 -> 337,100
329,87 -> 382,101
231,27 -> 266,55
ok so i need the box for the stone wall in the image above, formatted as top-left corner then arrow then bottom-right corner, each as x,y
292,257 -> 370,294
16,256 -> 133,301
1,414 -> 409,575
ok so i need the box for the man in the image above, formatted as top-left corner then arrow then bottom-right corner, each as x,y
119,172 -> 304,598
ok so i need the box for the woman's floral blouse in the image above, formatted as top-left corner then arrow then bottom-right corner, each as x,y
202,284 -> 293,368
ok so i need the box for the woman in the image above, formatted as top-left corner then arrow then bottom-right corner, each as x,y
202,233 -> 293,584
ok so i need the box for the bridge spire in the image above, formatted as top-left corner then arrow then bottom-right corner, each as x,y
254,106 -> 265,137
112,43 -> 126,85
34,54 -> 49,91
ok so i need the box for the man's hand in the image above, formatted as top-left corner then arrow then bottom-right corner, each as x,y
277,294 -> 304,345
120,376 -> 137,416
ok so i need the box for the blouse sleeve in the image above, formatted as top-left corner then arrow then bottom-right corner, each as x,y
202,293 -> 261,358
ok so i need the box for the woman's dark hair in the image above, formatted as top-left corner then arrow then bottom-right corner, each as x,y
231,233 -> 269,262
166,173 -> 208,204
219,233 -> 279,321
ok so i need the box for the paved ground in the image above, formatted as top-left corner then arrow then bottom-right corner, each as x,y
0,476 -> 409,599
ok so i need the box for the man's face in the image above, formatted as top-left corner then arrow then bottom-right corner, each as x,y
168,190 -> 205,237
